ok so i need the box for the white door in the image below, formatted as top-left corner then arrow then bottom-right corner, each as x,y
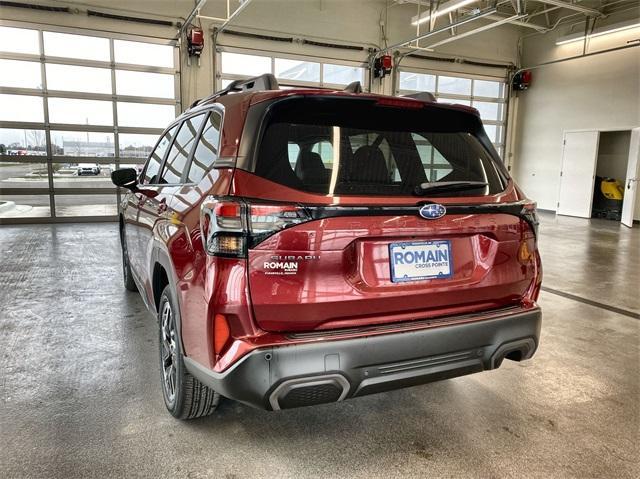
621,128 -> 640,228
557,131 -> 600,218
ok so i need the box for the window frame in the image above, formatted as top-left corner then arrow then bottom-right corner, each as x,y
156,112 -> 207,186
0,20 -> 181,223
184,107 -> 224,185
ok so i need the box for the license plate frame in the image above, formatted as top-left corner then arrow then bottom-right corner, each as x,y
389,240 -> 453,283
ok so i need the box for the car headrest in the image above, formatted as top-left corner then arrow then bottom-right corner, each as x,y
348,145 -> 389,183
295,151 -> 329,184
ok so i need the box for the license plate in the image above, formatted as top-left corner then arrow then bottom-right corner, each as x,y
389,240 -> 452,283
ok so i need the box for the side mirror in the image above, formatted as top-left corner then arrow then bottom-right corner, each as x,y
111,168 -> 138,191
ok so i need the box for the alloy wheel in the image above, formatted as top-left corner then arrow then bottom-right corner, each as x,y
160,300 -> 178,404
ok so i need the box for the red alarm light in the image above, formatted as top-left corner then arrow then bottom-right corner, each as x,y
187,27 -> 204,57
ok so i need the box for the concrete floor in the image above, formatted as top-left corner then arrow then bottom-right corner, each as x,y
0,214 -> 638,478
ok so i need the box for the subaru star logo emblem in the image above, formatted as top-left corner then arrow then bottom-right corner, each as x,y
419,203 -> 446,220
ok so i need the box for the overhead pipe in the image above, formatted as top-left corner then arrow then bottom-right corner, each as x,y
537,0 -> 604,17
179,0 -> 208,38
423,13 -> 528,49
378,7 -> 498,55
218,0 -> 254,34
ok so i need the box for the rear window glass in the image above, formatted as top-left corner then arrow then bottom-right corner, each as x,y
254,98 -> 506,197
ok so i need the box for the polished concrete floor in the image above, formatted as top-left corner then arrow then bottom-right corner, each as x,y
0,214 -> 638,478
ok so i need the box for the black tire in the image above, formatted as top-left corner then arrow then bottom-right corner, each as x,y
158,285 -> 220,419
120,226 -> 137,292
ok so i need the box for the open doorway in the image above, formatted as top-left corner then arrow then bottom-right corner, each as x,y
592,131 -> 631,221
557,128 -> 640,227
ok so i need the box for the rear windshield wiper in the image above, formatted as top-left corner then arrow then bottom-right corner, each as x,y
413,181 -> 489,196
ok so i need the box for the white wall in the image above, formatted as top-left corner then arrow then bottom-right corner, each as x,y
512,10 -> 640,220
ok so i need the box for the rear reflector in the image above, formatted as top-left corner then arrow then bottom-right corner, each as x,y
213,313 -> 230,355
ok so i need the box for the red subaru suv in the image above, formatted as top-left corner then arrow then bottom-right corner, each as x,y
112,74 -> 541,419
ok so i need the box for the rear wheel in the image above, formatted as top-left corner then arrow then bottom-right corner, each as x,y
158,285 -> 220,419
120,226 -> 137,292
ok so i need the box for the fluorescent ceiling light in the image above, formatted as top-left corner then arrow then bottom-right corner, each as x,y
411,0 -> 478,26
556,18 -> 640,45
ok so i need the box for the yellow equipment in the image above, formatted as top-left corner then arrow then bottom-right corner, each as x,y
600,178 -> 624,200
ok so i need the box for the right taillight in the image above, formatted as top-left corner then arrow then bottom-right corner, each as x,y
201,197 -> 310,257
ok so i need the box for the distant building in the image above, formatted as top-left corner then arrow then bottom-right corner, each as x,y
62,140 -> 114,157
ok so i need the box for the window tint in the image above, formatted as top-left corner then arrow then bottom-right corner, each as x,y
143,126 -> 176,184
160,114 -> 205,184
254,98 -> 506,197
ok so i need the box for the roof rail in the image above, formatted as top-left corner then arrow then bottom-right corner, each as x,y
343,81 -> 362,93
188,73 -> 279,109
402,92 -> 436,102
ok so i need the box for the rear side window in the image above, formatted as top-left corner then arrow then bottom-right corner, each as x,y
159,114 -> 205,184
253,98 -> 507,197
186,111 -> 222,183
143,125 -> 176,184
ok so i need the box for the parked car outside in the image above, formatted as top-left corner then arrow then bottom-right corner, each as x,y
77,163 -> 101,176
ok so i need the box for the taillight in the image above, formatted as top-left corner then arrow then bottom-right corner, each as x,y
201,197 -> 310,257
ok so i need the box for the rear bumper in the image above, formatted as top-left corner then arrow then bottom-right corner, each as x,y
184,307 -> 541,410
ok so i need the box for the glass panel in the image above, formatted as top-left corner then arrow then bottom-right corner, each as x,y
115,70 -> 174,98
54,194 -> 117,217
0,194 -> 51,218
399,71 -> 436,92
143,126 -> 176,184
274,58 -> 320,82
221,52 -> 271,76
474,79 -> 503,98
483,124 -> 500,143
438,76 -> 472,95
473,101 -> 501,121
0,128 -> 47,155
119,133 -> 159,159
0,59 -> 42,89
50,131 -> 115,157
0,161 -> 49,189
0,94 -> 44,123
117,102 -> 175,128
52,162 -> 113,189
0,26 -> 39,55
323,64 -> 363,86
438,97 -> 471,106
43,31 -> 110,61
187,112 -> 221,183
48,98 -> 113,125
46,64 -> 111,94
160,114 -> 205,184
114,40 -> 174,68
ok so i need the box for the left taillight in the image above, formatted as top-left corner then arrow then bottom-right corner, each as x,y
201,197 -> 310,257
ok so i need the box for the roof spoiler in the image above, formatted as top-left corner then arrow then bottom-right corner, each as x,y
402,92 -> 436,102
189,73 -> 279,109
343,81 -> 363,93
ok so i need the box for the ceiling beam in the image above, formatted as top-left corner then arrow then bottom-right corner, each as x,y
536,0 -> 604,17
380,7 -> 498,54
423,13 -> 528,48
